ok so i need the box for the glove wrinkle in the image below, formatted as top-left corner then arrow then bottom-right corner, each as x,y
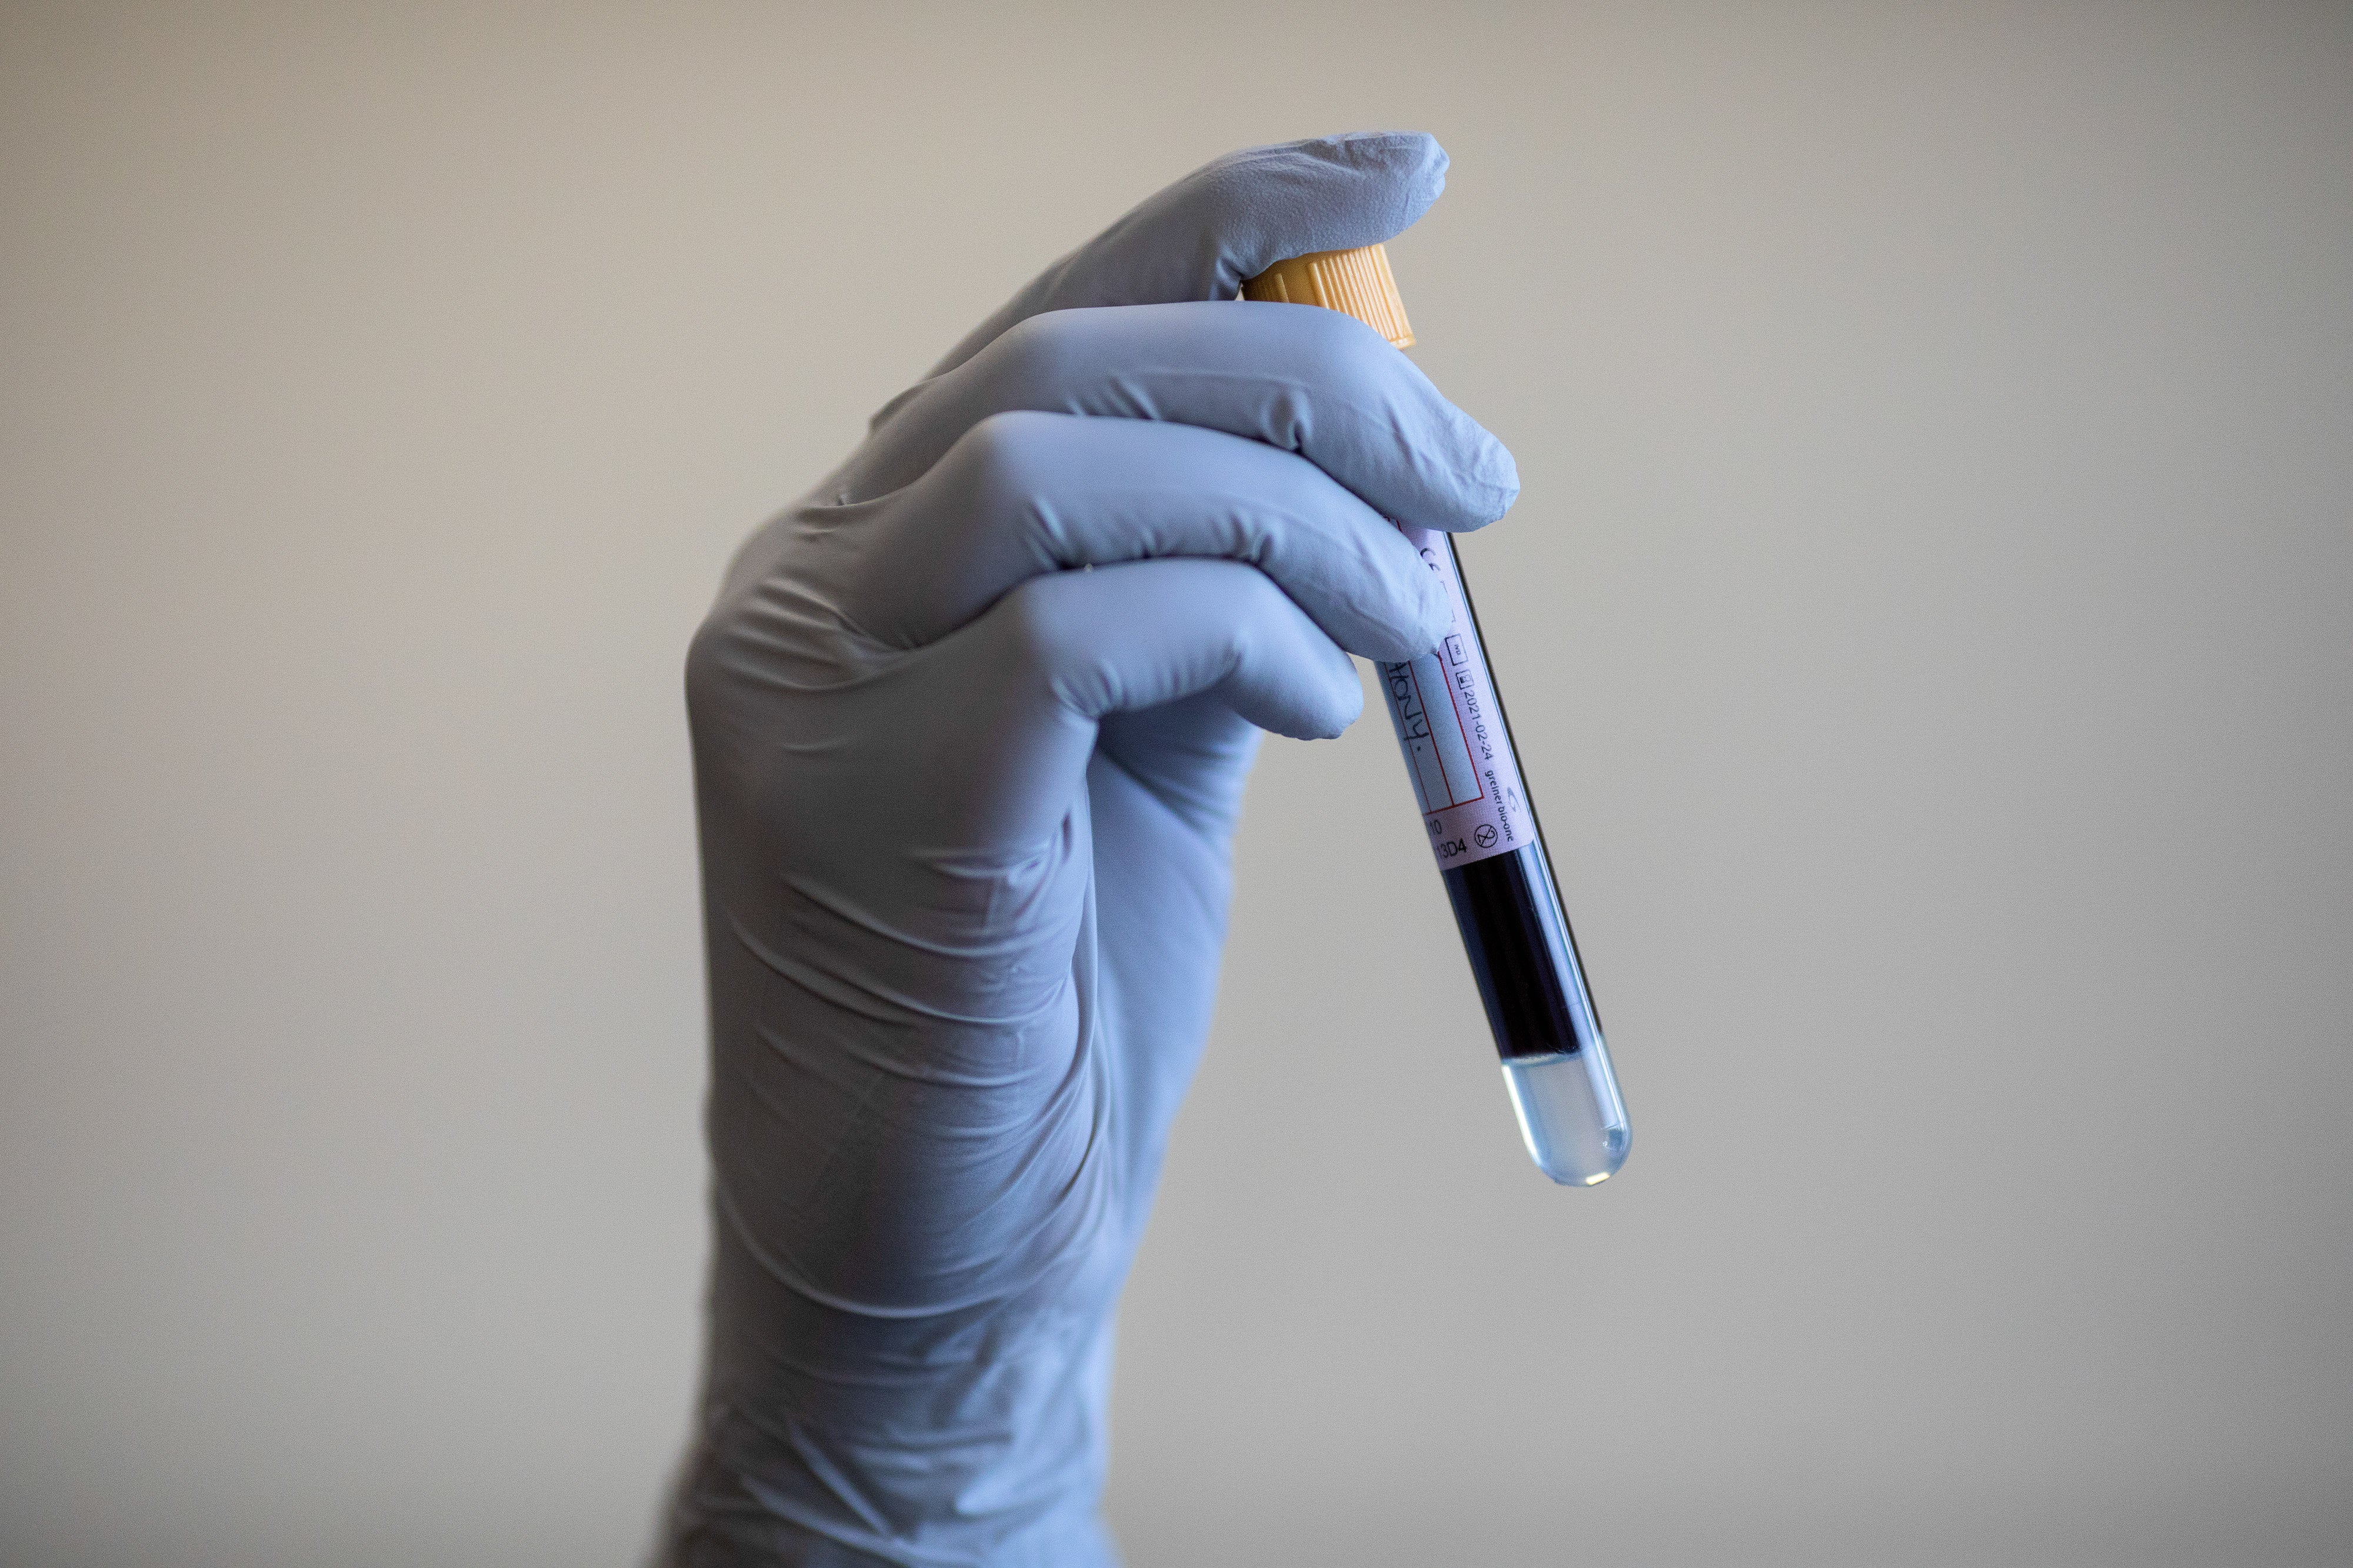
725,898 -> 1077,1039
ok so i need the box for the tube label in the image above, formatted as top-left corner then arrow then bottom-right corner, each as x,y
1378,525 -> 1539,872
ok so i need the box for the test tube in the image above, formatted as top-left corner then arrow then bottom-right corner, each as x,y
1242,245 -> 1632,1185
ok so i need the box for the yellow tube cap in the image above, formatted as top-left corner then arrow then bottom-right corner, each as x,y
1240,243 -> 1414,349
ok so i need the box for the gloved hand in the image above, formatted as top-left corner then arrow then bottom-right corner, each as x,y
662,131 -> 1518,1566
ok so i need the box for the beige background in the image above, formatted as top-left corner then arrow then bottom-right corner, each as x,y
4,2 -> 2349,1564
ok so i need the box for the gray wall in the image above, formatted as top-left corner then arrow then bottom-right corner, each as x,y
4,3 -> 2347,1564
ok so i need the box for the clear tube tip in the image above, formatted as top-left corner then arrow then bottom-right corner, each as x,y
1502,1050 -> 1631,1186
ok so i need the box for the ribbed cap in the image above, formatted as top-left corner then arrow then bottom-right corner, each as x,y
1240,243 -> 1414,348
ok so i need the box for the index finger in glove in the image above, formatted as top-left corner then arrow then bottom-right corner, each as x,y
923,131 -> 1447,381
845,300 -> 1519,533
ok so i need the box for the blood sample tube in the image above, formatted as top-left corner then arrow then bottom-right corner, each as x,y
1242,245 -> 1632,1185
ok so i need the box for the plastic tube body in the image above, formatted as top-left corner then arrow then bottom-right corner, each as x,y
1377,530 -> 1631,1184
1241,242 -> 1629,1185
